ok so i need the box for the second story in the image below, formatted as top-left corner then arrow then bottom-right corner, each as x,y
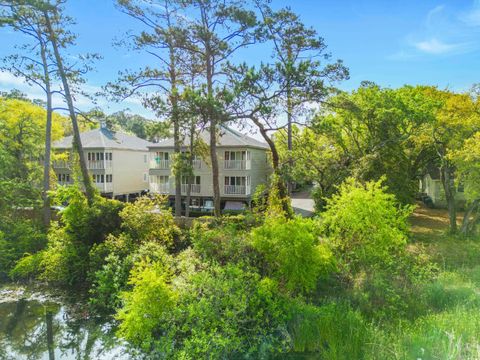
52,126 -> 153,195
148,126 -> 272,198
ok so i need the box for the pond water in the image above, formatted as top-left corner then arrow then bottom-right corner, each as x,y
0,285 -> 140,360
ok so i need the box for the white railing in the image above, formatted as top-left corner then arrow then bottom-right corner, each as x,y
150,182 -> 170,194
53,160 -> 71,169
88,160 -> 112,170
181,184 -> 201,194
224,159 -> 250,170
150,159 -> 170,169
224,185 -> 248,195
192,159 -> 202,169
95,182 -> 113,193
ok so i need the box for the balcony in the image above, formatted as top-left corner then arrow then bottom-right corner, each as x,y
150,159 -> 170,170
95,182 -> 113,193
88,160 -> 112,170
224,159 -> 250,170
150,182 -> 170,194
53,160 -> 71,169
181,184 -> 201,194
224,185 -> 250,195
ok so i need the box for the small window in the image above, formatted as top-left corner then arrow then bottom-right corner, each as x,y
143,173 -> 147,182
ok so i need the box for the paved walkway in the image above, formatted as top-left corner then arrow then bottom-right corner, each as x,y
291,188 -> 315,217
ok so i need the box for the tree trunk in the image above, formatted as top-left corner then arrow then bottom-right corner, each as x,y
205,52 -> 221,217
43,10 -> 95,205
185,122 -> 195,218
40,40 -> 52,227
461,199 -> 479,236
173,113 -> 182,217
251,116 -> 291,216
441,163 -> 457,233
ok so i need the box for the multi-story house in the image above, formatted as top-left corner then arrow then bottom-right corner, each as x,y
53,125 -> 153,200
148,126 -> 271,211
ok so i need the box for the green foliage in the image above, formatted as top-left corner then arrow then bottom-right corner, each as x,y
287,301 -> 370,359
0,219 -> 46,280
252,216 -> 335,294
190,222 -> 256,265
170,265 -> 288,359
9,251 -> 44,280
119,195 -> 179,247
322,178 -> 413,271
116,258 -> 176,351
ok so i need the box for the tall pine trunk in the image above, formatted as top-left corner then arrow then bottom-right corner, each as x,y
40,39 -> 52,227
44,10 -> 95,205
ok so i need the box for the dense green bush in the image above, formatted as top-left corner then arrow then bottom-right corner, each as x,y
0,219 -> 46,280
190,221 -> 257,265
252,216 -> 335,295
321,178 -> 413,271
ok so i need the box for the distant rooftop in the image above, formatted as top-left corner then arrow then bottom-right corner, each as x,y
53,127 -> 153,151
149,126 -> 269,150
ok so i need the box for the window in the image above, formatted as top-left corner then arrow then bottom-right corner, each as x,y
106,153 -> 112,161
144,154 -> 147,163
155,152 -> 169,162
57,173 -> 70,182
182,176 -> 201,184
93,174 -> 106,183
106,174 -> 113,183
143,173 -> 147,182
154,175 -> 169,184
225,176 -> 246,186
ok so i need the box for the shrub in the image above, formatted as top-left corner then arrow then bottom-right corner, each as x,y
116,258 -> 176,351
9,251 -> 44,280
119,195 -> 179,247
169,264 -> 288,359
251,216 -> 335,294
0,219 -> 46,280
321,178 -> 413,272
190,222 -> 256,265
90,238 -> 173,313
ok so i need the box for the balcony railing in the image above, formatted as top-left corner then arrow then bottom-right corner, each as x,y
224,185 -> 249,195
150,182 -> 170,194
53,160 -> 71,169
94,182 -> 113,193
181,184 -> 201,194
88,160 -> 112,170
224,159 -> 250,170
150,159 -> 170,170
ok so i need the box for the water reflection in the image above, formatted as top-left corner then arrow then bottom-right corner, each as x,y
0,286 -> 137,360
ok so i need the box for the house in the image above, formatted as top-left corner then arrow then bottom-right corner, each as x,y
53,125 -> 153,200
148,126 -> 271,212
419,168 -> 465,208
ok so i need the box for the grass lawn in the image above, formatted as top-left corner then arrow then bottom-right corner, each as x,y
366,204 -> 480,360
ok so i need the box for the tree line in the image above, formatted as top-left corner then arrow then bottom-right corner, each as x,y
0,0 -> 348,221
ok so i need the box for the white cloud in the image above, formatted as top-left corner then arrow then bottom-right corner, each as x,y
0,71 -> 29,87
413,38 -> 466,54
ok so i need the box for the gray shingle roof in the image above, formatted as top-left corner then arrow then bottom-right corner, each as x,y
53,128 -> 153,151
149,126 -> 269,150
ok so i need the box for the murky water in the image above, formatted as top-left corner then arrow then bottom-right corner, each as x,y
0,285 -> 139,360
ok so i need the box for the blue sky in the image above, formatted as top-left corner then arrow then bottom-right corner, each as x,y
1,0 -> 480,119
